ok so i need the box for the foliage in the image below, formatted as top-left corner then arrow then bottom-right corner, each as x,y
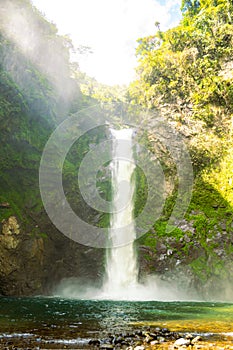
129,0 -> 233,129
202,142 -> 233,206
0,0 -> 89,228
75,70 -> 128,103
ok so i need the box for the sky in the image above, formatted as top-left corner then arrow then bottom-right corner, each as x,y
31,0 -> 182,86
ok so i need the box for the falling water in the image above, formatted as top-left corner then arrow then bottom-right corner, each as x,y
103,128 -> 138,297
55,130 -> 192,301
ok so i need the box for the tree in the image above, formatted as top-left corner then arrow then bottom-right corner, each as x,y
181,0 -> 201,15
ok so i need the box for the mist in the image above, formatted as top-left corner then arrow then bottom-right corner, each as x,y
0,0 -> 79,117
54,274 -> 200,302
53,265 -> 233,303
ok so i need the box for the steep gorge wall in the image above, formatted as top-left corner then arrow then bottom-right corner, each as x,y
0,0 -> 104,296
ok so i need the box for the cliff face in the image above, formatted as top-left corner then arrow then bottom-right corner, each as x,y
0,0 -> 104,296
0,214 -> 104,296
133,102 -> 233,299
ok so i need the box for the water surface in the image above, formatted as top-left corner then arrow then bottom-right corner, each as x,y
1,297 -> 233,348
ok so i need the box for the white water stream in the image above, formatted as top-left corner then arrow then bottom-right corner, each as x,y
103,129 -> 138,297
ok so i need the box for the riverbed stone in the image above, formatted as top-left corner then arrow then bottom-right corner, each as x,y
150,340 -> 159,345
191,335 -> 201,344
157,336 -> 166,342
100,344 -> 114,349
89,339 -> 101,346
145,334 -> 154,343
173,338 -> 191,348
185,333 -> 193,339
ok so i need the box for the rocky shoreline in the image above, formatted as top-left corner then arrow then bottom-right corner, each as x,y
1,327 -> 233,350
89,327 -> 233,350
89,327 -> 179,348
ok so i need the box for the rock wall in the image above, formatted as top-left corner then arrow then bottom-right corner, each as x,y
0,213 -> 104,296
138,216 -> 233,300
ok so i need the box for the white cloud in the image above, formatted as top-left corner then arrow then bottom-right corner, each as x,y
31,0 -> 181,85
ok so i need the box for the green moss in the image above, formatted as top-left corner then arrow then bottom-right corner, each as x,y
97,213 -> 111,229
202,145 -> 233,207
187,177 -> 233,244
190,256 -> 209,282
139,232 -> 157,249
134,165 -> 148,218
38,232 -> 48,239
190,254 -> 226,283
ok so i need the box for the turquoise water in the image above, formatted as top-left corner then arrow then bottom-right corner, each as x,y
0,297 -> 233,347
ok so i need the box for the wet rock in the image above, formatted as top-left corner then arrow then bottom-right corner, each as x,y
89,339 -> 101,346
161,328 -> 169,333
157,336 -> 166,342
135,330 -> 143,337
191,336 -> 202,345
173,337 -> 191,348
185,333 -> 193,340
114,336 -> 124,344
167,249 -> 173,256
145,334 -> 153,343
159,254 -> 166,261
149,332 -> 158,339
150,340 -> 159,345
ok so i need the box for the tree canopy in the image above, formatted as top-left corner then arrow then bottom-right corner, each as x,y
129,0 -> 233,132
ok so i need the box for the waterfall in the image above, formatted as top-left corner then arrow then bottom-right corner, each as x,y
55,128 -> 190,301
103,128 -> 138,297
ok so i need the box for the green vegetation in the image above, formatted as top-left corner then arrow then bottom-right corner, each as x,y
129,0 -> 233,218
0,0 -> 93,228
